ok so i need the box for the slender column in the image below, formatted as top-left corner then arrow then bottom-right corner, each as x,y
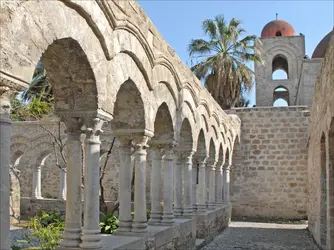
148,147 -> 163,224
58,169 -> 66,200
215,161 -> 224,206
223,164 -> 231,203
117,139 -> 133,232
192,160 -> 198,212
182,151 -> 194,217
0,86 -> 16,250
208,162 -> 216,209
80,118 -> 104,249
161,145 -> 175,225
61,118 -> 84,248
173,152 -> 183,217
197,156 -> 208,212
32,165 -> 43,199
206,167 -> 209,208
132,136 -> 150,233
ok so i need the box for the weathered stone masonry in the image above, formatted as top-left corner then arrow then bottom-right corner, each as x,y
228,106 -> 309,219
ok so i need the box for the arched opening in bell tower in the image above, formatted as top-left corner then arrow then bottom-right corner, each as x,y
273,86 -> 289,106
272,55 -> 289,80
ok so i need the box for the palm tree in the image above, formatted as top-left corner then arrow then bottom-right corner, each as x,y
22,61 -> 52,103
188,15 -> 262,109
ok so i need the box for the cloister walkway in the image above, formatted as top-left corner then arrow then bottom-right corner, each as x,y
201,221 -> 319,250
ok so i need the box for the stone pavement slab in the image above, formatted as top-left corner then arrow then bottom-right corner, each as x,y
201,221 -> 319,250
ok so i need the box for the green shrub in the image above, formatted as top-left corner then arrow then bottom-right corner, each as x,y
26,211 -> 65,249
100,212 -> 119,234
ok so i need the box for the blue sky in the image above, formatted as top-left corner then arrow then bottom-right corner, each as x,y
138,0 -> 333,106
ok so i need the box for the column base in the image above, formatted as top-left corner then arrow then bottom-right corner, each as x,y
208,202 -> 215,210
173,208 -> 183,217
161,212 -> 174,225
148,215 -> 161,225
132,221 -> 148,233
60,228 -> 81,248
182,207 -> 193,217
196,204 -> 207,213
80,229 -> 101,249
192,204 -> 197,213
31,196 -> 43,200
117,220 -> 132,232
215,201 -> 224,206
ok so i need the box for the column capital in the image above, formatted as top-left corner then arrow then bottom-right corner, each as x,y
83,117 -> 105,144
195,154 -> 208,164
62,117 -> 84,139
223,164 -> 231,171
0,86 -> 17,117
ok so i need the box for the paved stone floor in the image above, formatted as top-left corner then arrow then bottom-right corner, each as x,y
201,221 -> 319,250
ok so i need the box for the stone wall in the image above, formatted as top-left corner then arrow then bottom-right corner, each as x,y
307,33 -> 334,249
229,106 -> 309,219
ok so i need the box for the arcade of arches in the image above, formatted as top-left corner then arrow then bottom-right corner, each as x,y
0,1 -> 333,250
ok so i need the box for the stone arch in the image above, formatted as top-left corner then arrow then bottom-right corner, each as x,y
198,101 -> 212,118
177,102 -> 196,148
209,138 -> 217,163
196,129 -> 207,156
179,118 -> 194,152
180,83 -> 199,107
106,52 -> 153,131
272,54 -> 289,79
273,86 -> 290,105
225,147 -> 231,166
111,79 -> 146,131
0,1 -> 107,112
152,103 -> 175,142
218,143 -> 224,164
152,65 -> 179,99
320,132 -> 327,247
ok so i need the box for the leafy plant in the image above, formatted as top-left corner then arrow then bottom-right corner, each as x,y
26,211 -> 65,249
100,212 -> 119,234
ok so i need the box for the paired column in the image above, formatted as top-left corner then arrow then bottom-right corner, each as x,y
161,144 -> 175,225
61,118 -> 84,248
32,165 -> 43,199
192,159 -> 198,212
148,147 -> 163,224
215,161 -> 224,206
132,136 -> 150,233
117,139 -> 133,232
58,169 -> 66,200
0,86 -> 16,250
197,156 -> 208,212
223,164 -> 231,204
207,161 -> 216,210
173,152 -> 183,217
80,118 -> 104,249
182,151 -> 194,217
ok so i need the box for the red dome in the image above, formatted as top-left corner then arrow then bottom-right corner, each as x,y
261,20 -> 296,38
312,30 -> 333,58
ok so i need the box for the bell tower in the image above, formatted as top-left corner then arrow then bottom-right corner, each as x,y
255,18 -> 305,106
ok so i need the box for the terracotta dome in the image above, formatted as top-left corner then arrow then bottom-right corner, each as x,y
261,20 -> 296,38
312,30 -> 333,58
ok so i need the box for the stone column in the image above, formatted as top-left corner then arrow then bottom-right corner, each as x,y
149,147 -> 163,224
197,156 -> 208,212
161,144 -> 175,225
173,152 -> 183,217
58,170 -> 66,200
32,165 -> 43,199
207,161 -> 216,210
80,118 -> 104,249
215,161 -> 224,206
132,136 -> 150,233
117,138 -> 133,232
61,118 -> 84,248
0,86 -> 16,250
192,159 -> 198,212
223,164 -> 231,204
182,151 -> 194,217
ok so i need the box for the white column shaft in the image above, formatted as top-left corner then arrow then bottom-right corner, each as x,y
183,154 -> 193,216
61,128 -> 83,248
117,144 -> 132,232
0,104 -> 12,250
149,149 -> 162,224
161,150 -> 174,224
58,170 -> 66,200
208,165 -> 216,209
81,118 -> 104,249
215,164 -> 223,205
32,166 -> 42,199
197,161 -> 207,212
132,145 -> 148,233
223,164 -> 231,203
173,154 -> 182,217
192,164 -> 197,212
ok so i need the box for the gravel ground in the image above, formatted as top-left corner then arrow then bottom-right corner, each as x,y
9,225 -> 39,249
201,221 -> 319,250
